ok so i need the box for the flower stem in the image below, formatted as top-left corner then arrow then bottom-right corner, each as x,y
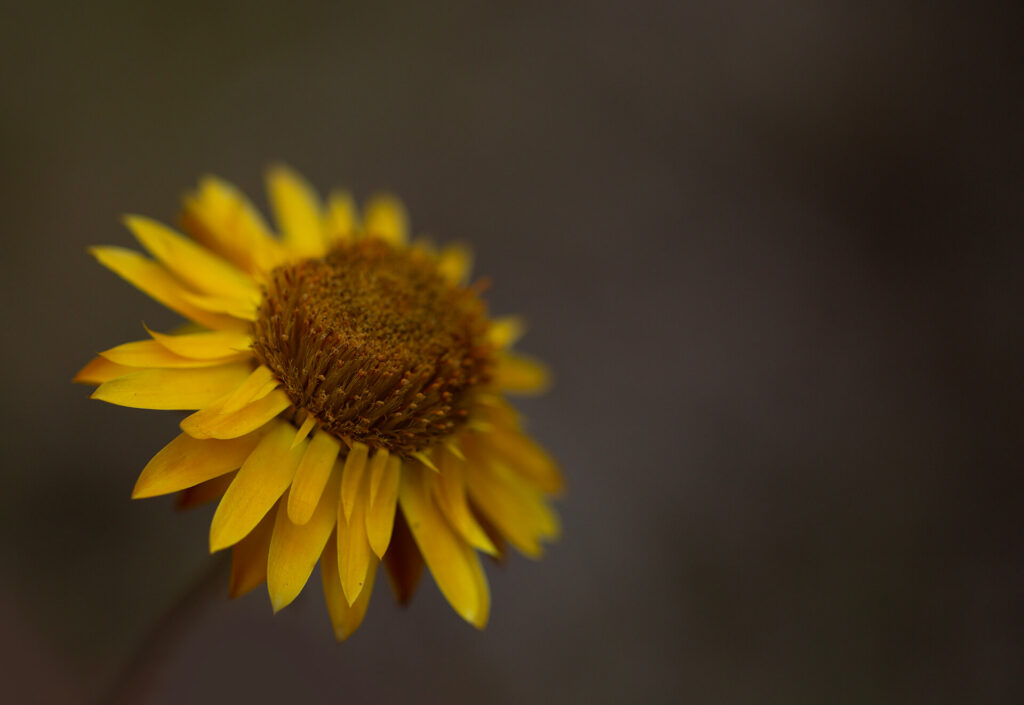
98,553 -> 230,705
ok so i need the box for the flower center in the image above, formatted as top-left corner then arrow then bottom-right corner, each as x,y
252,239 -> 494,455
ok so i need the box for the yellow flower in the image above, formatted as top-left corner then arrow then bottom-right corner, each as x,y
76,166 -> 563,639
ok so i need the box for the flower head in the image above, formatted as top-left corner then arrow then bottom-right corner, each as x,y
77,167 -> 563,639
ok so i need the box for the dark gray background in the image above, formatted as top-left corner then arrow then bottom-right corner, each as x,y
1,1 -> 1022,703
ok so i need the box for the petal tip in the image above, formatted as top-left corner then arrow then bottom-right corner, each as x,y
130,484 -> 153,500
120,213 -> 145,229
209,532 -> 231,554
285,498 -> 314,526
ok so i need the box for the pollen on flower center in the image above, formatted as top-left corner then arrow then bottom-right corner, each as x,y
252,239 -> 493,455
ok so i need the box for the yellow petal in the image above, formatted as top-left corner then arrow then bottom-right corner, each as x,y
383,509 -> 424,605
325,191 -> 357,245
219,365 -> 280,414
493,352 -> 551,394
133,431 -> 264,498
432,452 -> 498,555
337,482 -> 373,606
229,505 -> 277,598
180,176 -> 287,274
411,451 -> 439,473
363,194 -> 407,246
287,430 -> 342,525
180,388 -> 290,440
444,438 -> 467,461
92,363 -> 251,410
398,467 -> 490,628
74,356 -> 133,384
90,246 -> 247,330
100,339 -> 246,368
478,429 -> 565,495
266,165 -> 326,258
209,422 -> 305,552
366,448 -> 390,505
267,468 -> 341,612
146,326 -> 253,360
340,442 -> 369,523
408,236 -> 436,257
291,415 -> 317,449
463,445 -> 560,558
487,316 -> 526,349
474,394 -> 522,427
321,531 -> 377,641
123,215 -> 260,302
436,243 -> 473,285
176,471 -> 236,509
366,456 -> 401,558
179,365 -> 283,438
473,506 -> 508,563
178,291 -> 258,321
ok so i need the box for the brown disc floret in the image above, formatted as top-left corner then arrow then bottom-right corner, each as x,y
252,239 -> 494,456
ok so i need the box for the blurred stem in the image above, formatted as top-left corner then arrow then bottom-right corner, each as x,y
98,553 -> 230,705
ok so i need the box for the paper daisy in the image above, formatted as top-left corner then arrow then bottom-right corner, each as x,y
76,167 -> 563,639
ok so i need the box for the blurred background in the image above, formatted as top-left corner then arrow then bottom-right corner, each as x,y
1,1 -> 1022,703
